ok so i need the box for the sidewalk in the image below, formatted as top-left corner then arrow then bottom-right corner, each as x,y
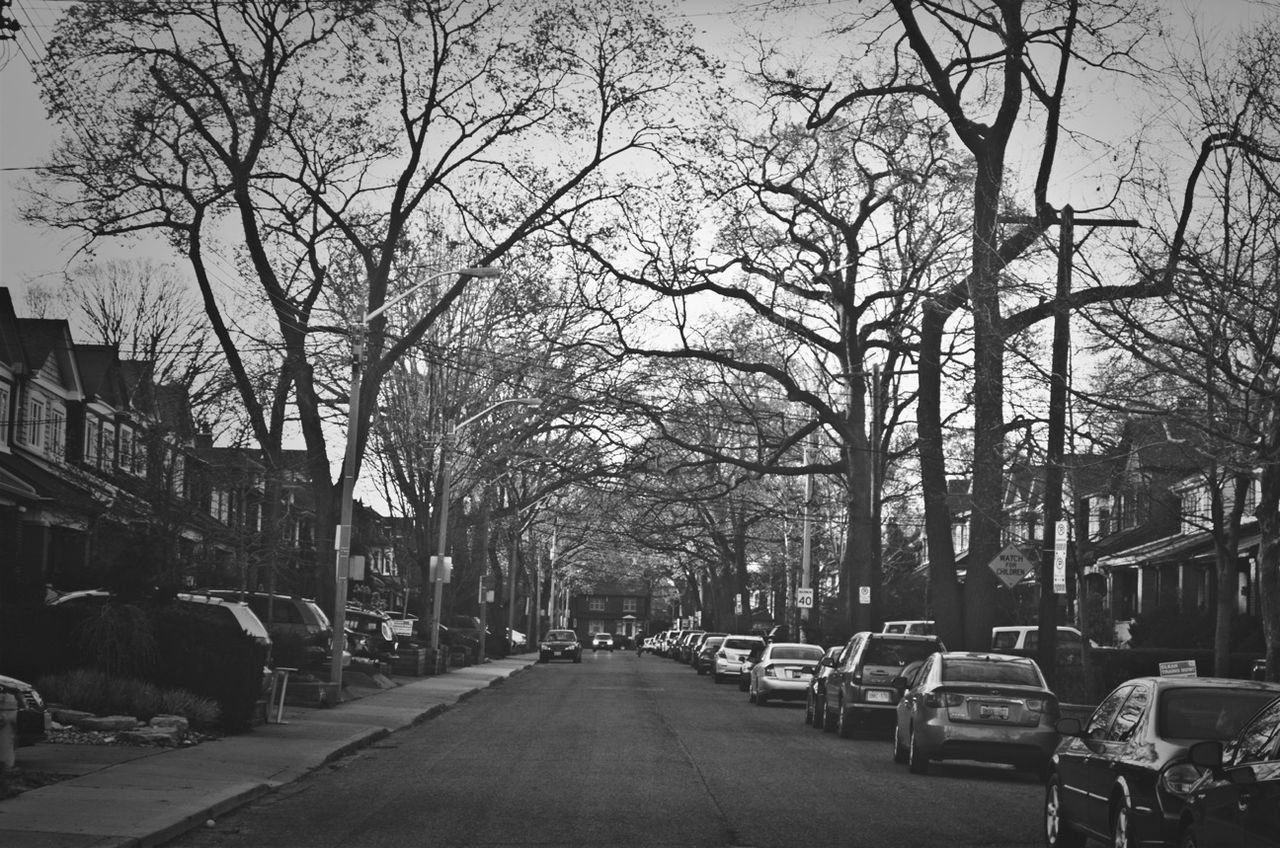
0,655 -> 539,848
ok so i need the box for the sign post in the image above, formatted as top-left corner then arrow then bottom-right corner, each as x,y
989,544 -> 1035,589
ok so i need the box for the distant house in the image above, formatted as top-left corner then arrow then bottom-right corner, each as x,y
569,581 -> 653,645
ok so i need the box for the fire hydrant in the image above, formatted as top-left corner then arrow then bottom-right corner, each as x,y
0,691 -> 18,771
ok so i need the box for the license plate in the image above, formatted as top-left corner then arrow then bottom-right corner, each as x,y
787,668 -> 803,679
554,650 -> 564,656
865,690 -> 891,703
979,704 -> 1009,720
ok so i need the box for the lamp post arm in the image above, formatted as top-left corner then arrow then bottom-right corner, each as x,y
364,266 -> 500,324
457,397 -> 540,431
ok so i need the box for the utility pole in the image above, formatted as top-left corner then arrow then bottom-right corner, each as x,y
1000,207 -> 1140,685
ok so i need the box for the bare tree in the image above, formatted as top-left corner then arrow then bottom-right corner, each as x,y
26,0 -> 715,609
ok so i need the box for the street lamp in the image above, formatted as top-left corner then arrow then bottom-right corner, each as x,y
330,265 -> 503,688
429,396 -> 540,659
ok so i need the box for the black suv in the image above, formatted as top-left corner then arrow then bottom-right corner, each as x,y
820,631 -> 946,738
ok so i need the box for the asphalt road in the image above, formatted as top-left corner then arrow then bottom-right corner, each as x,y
169,650 -> 1049,848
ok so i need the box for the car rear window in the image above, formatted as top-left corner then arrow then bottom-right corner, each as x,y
771,646 -> 825,661
1159,688 -> 1280,741
864,639 -> 940,667
724,638 -> 763,650
548,631 -> 576,640
942,657 -> 1041,686
991,630 -> 1021,650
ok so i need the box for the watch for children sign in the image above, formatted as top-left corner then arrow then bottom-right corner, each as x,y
989,544 -> 1034,589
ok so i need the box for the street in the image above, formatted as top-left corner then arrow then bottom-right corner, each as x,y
170,652 -> 1048,848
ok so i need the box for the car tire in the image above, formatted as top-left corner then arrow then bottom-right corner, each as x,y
804,693 -> 814,725
713,672 -> 723,684
573,654 -> 582,663
1111,794 -> 1136,848
1044,775 -> 1086,848
822,704 -> 836,733
1177,827 -> 1198,848
539,655 -> 548,663
813,699 -> 827,731
907,726 -> 928,774
837,699 -> 856,739
748,684 -> 757,704
755,689 -> 768,706
892,724 -> 908,764
738,675 -> 750,692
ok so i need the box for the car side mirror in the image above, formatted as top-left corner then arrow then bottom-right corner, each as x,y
1188,740 -> 1225,774
891,676 -> 909,691
820,656 -> 835,668
1055,717 -> 1083,736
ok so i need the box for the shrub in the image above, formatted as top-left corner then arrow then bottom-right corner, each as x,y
70,601 -> 158,678
35,668 -> 218,726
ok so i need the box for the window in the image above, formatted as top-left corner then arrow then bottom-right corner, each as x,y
26,397 -> 44,447
102,423 -> 115,468
622,598 -> 637,612
85,417 -> 100,465
47,409 -> 64,460
1108,685 -> 1149,742
1086,685 -> 1134,740
589,597 -> 605,611
118,427 -> 132,473
0,384 -> 9,444
170,453 -> 186,497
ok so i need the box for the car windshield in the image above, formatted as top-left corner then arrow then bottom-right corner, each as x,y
942,657 -> 1041,686
724,638 -> 763,650
865,640 -> 938,667
1158,688 -> 1280,741
702,637 -> 725,651
770,646 -> 825,661
547,631 -> 575,641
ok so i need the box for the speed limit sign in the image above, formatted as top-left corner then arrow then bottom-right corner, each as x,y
796,588 -> 814,608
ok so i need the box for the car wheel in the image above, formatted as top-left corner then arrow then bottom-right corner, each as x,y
907,726 -> 928,773
1177,826 -> 1198,848
813,698 -> 827,731
748,683 -> 757,703
539,655 -> 548,663
804,693 -> 815,725
738,675 -> 750,692
573,654 -> 582,663
713,672 -> 723,684
755,688 -> 768,706
837,699 -> 856,739
1111,795 -> 1136,848
892,724 -> 908,764
1044,775 -> 1086,848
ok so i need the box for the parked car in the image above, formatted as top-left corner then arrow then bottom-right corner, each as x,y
675,631 -> 706,664
538,629 -> 582,663
992,625 -> 1086,663
175,592 -> 273,649
892,651 -> 1059,777
447,615 -> 490,662
747,642 -> 826,706
805,645 -> 845,730
591,633 -> 615,652
202,590 -> 339,671
821,631 -> 946,738
688,632 -> 726,668
0,673 -> 50,747
883,620 -> 936,635
1177,694 -> 1280,848
344,605 -> 399,662
693,635 -> 726,675
714,635 -> 766,685
1045,676 -> 1280,848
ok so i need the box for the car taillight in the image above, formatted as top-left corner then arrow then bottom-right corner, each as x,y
764,665 -> 777,678
716,650 -> 726,659
924,691 -> 964,709
1160,762 -> 1205,798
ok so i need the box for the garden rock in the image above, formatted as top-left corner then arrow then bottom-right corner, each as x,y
118,728 -> 181,747
74,715 -> 139,732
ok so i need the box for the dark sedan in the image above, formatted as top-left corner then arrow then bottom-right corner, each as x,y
538,629 -> 582,663
1045,676 -> 1280,848
1177,694 -> 1280,848
804,645 -> 844,730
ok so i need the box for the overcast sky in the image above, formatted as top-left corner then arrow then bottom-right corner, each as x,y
2,0 -> 1275,313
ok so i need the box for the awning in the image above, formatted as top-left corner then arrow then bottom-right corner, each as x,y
1097,531 -> 1224,570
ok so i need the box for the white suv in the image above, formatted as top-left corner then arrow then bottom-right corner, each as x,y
591,633 -> 615,651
